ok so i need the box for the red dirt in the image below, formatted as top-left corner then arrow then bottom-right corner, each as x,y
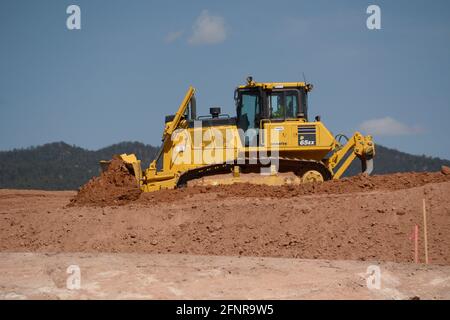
70,158 -> 450,207
69,157 -> 141,207
138,171 -> 450,205
1,174 -> 450,265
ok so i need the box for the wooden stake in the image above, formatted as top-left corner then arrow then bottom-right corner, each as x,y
414,225 -> 419,264
422,199 -> 429,265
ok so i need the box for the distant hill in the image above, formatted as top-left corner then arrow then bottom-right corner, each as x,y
0,142 -> 158,190
0,142 -> 448,190
345,145 -> 450,176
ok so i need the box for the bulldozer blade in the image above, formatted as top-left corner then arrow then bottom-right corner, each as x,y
99,154 -> 143,187
361,158 -> 374,175
118,154 -> 143,187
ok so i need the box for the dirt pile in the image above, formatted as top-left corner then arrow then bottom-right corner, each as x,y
69,157 -> 141,207
2,179 -> 450,265
69,167 -> 450,207
138,171 -> 450,204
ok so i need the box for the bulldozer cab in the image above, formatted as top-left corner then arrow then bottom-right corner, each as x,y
235,78 -> 310,146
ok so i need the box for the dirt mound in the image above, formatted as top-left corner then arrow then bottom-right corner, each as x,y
138,171 -> 450,204
2,180 -> 450,265
69,167 -> 450,207
69,157 -> 141,207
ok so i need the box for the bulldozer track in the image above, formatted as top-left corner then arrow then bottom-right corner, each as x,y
176,157 -> 332,188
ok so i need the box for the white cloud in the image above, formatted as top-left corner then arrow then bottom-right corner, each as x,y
188,10 -> 227,45
359,117 -> 424,136
164,30 -> 184,44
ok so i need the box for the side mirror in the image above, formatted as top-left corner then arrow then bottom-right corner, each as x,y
315,115 -> 321,122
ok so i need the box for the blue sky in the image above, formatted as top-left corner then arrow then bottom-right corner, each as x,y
1,0 -> 449,159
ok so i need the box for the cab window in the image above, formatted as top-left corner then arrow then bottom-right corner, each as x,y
237,91 -> 261,131
269,92 -> 284,118
269,90 -> 299,119
285,92 -> 299,118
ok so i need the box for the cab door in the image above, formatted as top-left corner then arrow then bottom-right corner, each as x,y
236,89 -> 262,147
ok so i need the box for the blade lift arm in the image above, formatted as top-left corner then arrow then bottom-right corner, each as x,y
147,86 -> 195,173
117,87 -> 196,189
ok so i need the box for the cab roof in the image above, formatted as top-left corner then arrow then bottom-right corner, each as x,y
237,78 -> 313,91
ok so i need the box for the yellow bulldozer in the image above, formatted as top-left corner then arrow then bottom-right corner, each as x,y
107,77 -> 375,192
